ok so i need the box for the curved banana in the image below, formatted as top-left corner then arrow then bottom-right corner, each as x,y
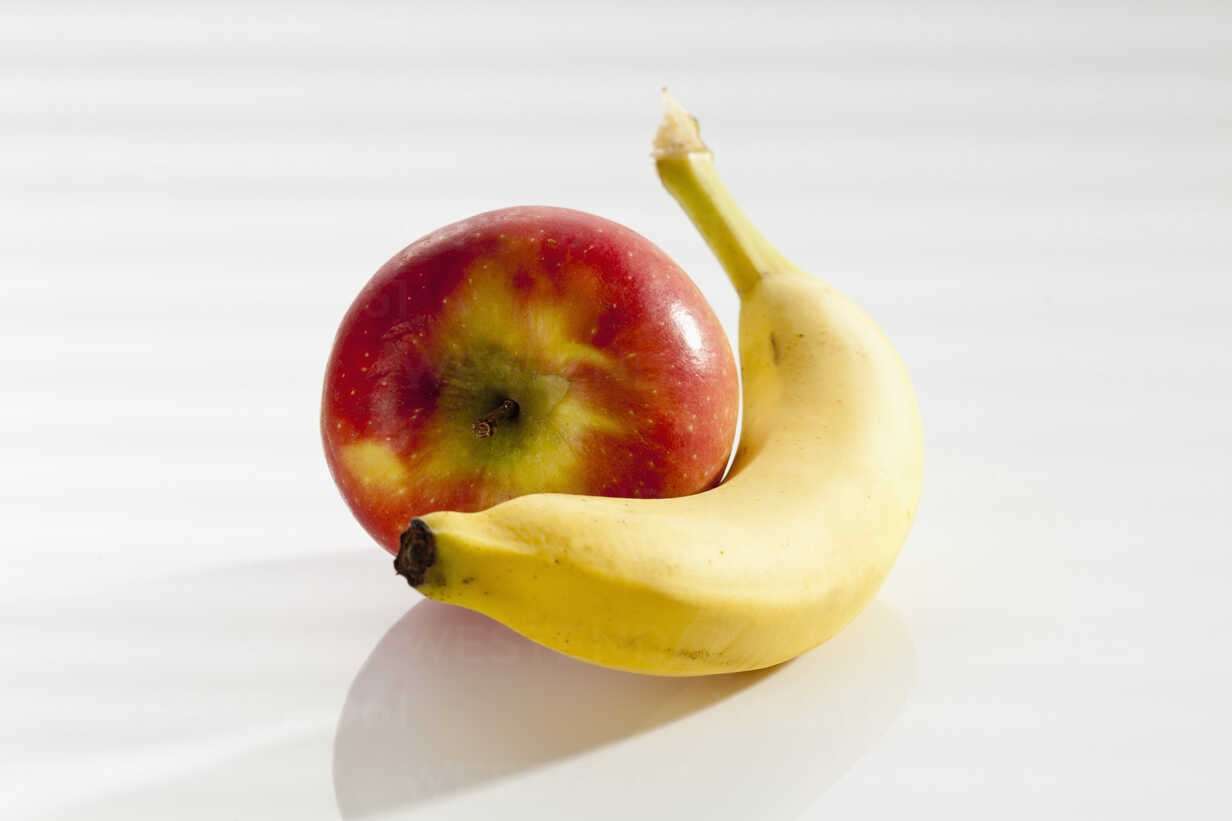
395,94 -> 924,675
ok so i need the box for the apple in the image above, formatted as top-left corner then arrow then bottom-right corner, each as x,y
322,206 -> 739,554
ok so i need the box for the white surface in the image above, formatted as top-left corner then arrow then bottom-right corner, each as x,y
3,1 -> 1230,818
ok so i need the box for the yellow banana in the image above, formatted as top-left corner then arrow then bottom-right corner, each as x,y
394,93 -> 924,675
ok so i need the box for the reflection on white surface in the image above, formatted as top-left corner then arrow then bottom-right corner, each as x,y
30,579 -> 913,821
333,601 -> 915,820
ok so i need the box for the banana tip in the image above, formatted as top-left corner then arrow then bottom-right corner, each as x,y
394,519 -> 436,587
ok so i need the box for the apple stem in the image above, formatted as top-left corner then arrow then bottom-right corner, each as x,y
473,398 -> 520,439
653,90 -> 796,296
395,519 -> 436,587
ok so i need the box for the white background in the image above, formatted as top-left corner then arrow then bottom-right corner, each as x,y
3,1 -> 1230,818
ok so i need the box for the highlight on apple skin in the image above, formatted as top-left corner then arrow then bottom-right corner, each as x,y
322,206 -> 740,553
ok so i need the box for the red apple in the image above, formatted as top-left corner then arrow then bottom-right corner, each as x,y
322,206 -> 739,554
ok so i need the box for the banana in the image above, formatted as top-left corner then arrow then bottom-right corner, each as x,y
394,93 -> 924,675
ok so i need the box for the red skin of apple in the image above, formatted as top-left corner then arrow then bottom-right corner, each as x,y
322,206 -> 739,554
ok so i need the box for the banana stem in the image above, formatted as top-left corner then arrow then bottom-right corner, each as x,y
653,91 -> 795,296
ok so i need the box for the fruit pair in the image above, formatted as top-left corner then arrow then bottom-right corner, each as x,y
327,95 -> 923,675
